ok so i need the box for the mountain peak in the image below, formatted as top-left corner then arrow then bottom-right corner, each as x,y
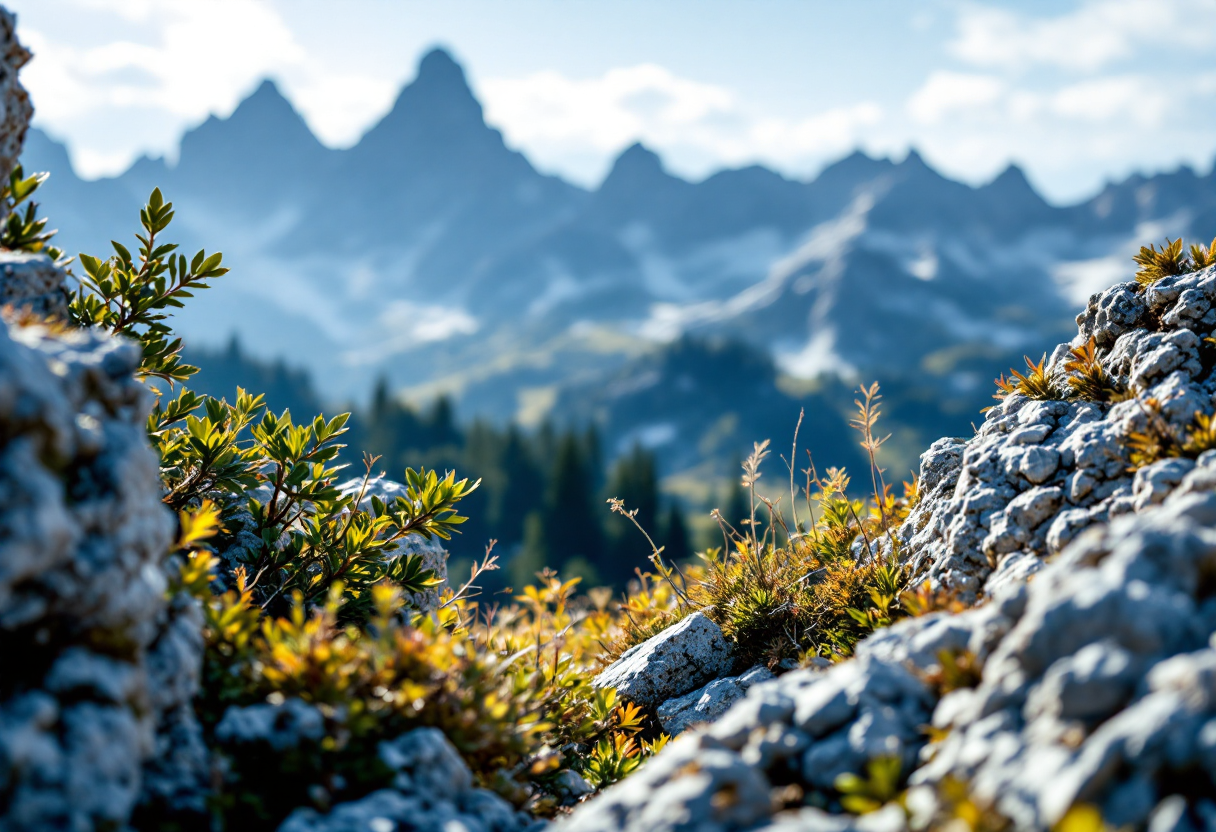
598,142 -> 686,196
416,48 -> 466,88
900,147 -> 929,170
172,76 -> 326,187
987,162 -> 1036,195
352,45 -> 497,164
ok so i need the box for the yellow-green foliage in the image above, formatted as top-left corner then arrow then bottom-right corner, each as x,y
1125,398 -> 1216,470
991,353 -> 1058,405
1,165 -> 67,263
834,756 -> 902,814
607,389 -> 922,670
1062,337 -> 1127,403
174,507 -> 664,823
1133,235 -> 1216,288
918,648 -> 984,697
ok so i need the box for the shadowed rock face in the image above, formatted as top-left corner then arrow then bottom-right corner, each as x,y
559,273 -> 1216,832
657,666 -> 774,736
277,726 -> 536,832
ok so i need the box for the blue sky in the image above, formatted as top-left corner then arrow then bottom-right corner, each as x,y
8,0 -> 1216,202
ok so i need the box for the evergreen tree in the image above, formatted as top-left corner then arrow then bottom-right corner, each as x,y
425,394 -> 461,448
495,425 -> 545,545
511,511 -> 548,590
458,419 -> 503,553
543,431 -> 603,572
582,424 -> 604,494
660,501 -> 693,564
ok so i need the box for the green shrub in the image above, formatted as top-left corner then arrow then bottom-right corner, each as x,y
36,187 -> 667,827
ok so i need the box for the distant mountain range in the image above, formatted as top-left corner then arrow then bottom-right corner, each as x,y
22,48 -> 1216,481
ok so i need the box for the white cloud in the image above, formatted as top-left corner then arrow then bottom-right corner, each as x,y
24,0 -> 303,123
1049,76 -> 1169,124
17,0 -> 395,175
481,65 -> 882,185
907,71 -> 1177,129
908,71 -> 1005,124
951,0 -> 1216,72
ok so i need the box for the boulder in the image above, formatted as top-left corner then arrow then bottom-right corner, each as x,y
656,665 -> 774,735
278,728 -> 538,832
593,611 -> 734,709
0,252 -> 69,319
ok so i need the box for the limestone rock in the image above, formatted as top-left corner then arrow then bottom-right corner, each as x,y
902,266 -> 1216,601
593,611 -> 734,709
216,698 -> 327,751
656,665 -> 774,735
0,319 -> 175,830
278,728 -> 536,832
0,7 -> 29,185
0,252 -> 69,318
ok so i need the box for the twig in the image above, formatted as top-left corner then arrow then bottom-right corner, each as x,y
786,408 -> 804,534
441,539 -> 500,611
607,498 -> 694,606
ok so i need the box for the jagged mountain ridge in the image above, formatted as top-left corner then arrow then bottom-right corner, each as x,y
20,48 -> 1216,426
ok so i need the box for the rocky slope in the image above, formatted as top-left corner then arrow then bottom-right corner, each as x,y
559,269 -> 1216,830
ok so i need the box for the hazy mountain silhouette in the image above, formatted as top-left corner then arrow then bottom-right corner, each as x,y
20,47 -> 1216,473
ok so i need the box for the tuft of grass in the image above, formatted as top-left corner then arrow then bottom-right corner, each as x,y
1133,234 -> 1216,289
1063,337 -> 1127,403
990,353 -> 1058,407
608,388 -> 922,671
918,648 -> 983,697
1191,236 -> 1216,271
1134,237 -> 1190,288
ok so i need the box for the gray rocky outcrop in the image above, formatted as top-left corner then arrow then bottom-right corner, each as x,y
278,727 -> 539,832
902,265 -> 1216,601
0,7 -> 28,185
0,319 -> 176,829
0,252 -> 70,318
0,17 -> 206,828
560,490 -> 1216,832
657,665 -> 774,736
593,611 -> 735,709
